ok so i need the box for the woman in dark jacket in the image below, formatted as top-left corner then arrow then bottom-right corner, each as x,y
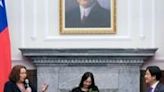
71,72 -> 99,92
4,65 -> 48,92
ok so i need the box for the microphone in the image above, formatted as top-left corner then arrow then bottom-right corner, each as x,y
25,79 -> 30,88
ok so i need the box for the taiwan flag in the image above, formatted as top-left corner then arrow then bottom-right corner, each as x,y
0,0 -> 11,91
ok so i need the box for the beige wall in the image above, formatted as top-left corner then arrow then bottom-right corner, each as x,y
5,0 -> 164,69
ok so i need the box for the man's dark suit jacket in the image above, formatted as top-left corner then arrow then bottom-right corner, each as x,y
147,83 -> 164,92
65,2 -> 111,28
154,83 -> 164,92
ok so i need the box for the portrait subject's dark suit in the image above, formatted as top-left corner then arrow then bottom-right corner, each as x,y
154,83 -> 164,92
65,2 -> 111,28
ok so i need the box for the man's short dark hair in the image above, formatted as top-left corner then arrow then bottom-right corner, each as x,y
146,66 -> 161,80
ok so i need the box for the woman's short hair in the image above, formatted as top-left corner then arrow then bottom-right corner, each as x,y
9,65 -> 27,83
79,72 -> 95,88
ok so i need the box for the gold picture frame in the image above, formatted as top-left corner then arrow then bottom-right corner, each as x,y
59,0 -> 116,34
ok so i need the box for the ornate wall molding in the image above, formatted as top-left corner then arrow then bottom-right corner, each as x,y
20,48 -> 157,56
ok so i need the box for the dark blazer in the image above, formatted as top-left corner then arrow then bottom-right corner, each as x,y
71,86 -> 99,92
65,2 -> 111,28
4,81 -> 37,92
154,83 -> 164,92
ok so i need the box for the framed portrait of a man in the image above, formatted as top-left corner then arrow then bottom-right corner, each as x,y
59,0 -> 116,34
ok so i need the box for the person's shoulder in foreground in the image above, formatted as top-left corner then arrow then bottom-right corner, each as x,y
4,81 -> 16,88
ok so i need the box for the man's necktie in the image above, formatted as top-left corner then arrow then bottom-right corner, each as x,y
81,15 -> 87,23
147,87 -> 153,92
81,10 -> 87,23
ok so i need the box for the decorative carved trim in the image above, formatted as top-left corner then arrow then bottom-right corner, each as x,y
32,57 -> 143,64
20,48 -> 157,65
20,48 -> 157,56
